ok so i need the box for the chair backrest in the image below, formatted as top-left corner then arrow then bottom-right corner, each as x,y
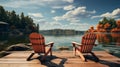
80,33 -> 97,53
29,32 -> 45,53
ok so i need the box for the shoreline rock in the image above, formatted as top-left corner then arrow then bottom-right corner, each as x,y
6,43 -> 31,51
58,46 -> 69,50
0,51 -> 11,58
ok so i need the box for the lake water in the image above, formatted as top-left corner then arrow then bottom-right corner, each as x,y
43,33 -> 120,49
43,32 -> 120,57
44,35 -> 83,51
0,32 -> 120,57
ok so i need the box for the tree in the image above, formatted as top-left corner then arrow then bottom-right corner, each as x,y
0,5 -> 38,34
98,17 -> 116,30
0,6 -> 7,22
109,18 -> 116,28
20,12 -> 26,29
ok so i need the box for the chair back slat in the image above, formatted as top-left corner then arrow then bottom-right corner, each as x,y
29,33 -> 45,53
80,33 -> 96,53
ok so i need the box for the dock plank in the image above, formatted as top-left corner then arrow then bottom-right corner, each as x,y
0,51 -> 120,67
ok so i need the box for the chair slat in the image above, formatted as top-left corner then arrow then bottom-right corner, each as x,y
80,33 -> 96,53
29,33 -> 45,53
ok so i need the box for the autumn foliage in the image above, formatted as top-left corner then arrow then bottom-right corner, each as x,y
90,17 -> 120,33
88,17 -> 120,46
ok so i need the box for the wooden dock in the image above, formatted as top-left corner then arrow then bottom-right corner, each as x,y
0,51 -> 120,67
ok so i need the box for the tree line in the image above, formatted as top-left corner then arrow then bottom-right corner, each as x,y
86,17 -> 119,33
98,17 -> 117,30
0,5 -> 38,34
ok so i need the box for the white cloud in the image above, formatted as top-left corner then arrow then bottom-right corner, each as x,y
112,8 -> 120,15
101,12 -> 113,17
62,0 -> 74,3
33,18 -> 46,23
38,21 -> 63,30
68,22 -> 92,30
0,0 -> 74,9
38,21 -> 92,31
42,0 -> 74,3
51,10 -> 56,13
72,7 -> 86,15
33,16 -> 91,31
0,0 -> 37,8
52,6 -> 63,9
53,6 -> 96,23
67,18 -> 80,23
53,16 -> 63,21
92,8 -> 120,19
63,5 -> 75,10
28,13 -> 43,18
50,21 -> 62,26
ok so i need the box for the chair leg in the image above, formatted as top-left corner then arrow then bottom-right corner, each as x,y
90,52 -> 99,62
50,49 -> 52,56
42,48 -> 52,60
75,48 -> 76,56
76,50 -> 86,62
26,53 -> 35,61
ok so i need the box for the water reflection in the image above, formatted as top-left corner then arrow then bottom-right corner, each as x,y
96,32 -> 120,58
111,33 -> 120,46
96,32 -> 120,46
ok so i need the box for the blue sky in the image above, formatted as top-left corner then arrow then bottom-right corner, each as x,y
0,0 -> 120,31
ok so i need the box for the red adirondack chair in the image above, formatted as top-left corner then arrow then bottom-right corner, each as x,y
72,33 -> 99,62
27,32 -> 54,61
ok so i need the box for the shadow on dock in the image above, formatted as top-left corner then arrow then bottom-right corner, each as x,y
28,55 -> 67,67
99,60 -> 120,67
0,51 -> 120,67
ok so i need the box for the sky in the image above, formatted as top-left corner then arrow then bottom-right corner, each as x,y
0,0 -> 120,31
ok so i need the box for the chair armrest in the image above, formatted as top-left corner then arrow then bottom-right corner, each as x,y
45,42 -> 54,47
72,42 -> 81,47
94,44 -> 97,46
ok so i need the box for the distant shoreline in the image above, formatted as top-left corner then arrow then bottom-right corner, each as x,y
39,29 -> 85,35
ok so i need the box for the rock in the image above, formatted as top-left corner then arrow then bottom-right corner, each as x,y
6,43 -> 31,51
0,51 -> 11,58
58,46 -> 69,50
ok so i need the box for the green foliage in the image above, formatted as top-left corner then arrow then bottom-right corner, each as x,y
98,17 -> 117,29
0,5 -> 37,33
0,6 -> 8,22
